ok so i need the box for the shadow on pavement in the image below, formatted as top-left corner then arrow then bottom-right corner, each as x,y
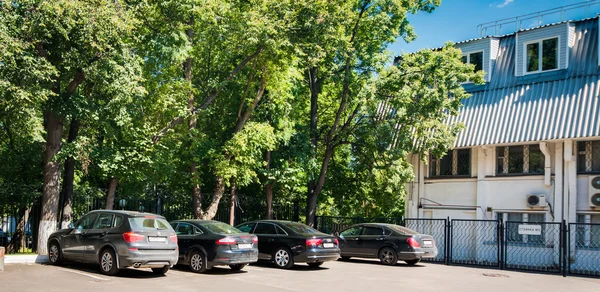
339,258 -> 426,268
172,264 -> 249,275
249,261 -> 330,272
42,262 -> 169,279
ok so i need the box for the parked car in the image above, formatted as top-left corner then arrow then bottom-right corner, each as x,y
47,210 -> 178,276
235,220 -> 340,269
335,223 -> 437,266
169,220 -> 258,273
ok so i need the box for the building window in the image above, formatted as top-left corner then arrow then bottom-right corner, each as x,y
461,51 -> 483,73
496,145 -> 544,175
525,37 -> 558,73
429,149 -> 471,177
576,214 -> 600,248
577,141 -> 600,173
497,212 -> 546,245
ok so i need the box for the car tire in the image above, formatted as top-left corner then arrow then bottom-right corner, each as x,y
229,264 -> 246,271
273,247 -> 294,269
99,248 -> 120,276
48,241 -> 63,265
378,247 -> 398,266
308,262 -> 323,269
189,250 -> 207,273
405,259 -> 420,266
152,265 -> 170,275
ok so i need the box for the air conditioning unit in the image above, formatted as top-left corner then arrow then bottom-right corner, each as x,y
527,194 -> 547,208
589,176 -> 600,208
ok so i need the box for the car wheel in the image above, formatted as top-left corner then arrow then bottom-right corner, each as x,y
48,241 -> 63,265
308,262 -> 323,269
152,265 -> 170,275
99,248 -> 120,276
378,247 -> 398,266
273,247 -> 294,269
405,259 -> 420,266
189,250 -> 207,273
229,264 -> 246,271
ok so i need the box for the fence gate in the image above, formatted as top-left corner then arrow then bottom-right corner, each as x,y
503,221 -> 563,274
450,219 -> 500,267
569,223 -> 600,276
404,218 -> 447,263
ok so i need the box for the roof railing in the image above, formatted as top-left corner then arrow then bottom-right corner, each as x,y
477,0 -> 600,37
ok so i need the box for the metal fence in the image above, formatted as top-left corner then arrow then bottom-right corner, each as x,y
315,216 -> 600,277
404,218 -> 447,263
450,219 -> 500,267
569,223 -> 600,276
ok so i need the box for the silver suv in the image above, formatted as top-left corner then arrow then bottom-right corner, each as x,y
47,210 -> 178,275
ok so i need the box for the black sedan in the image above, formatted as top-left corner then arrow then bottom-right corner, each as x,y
336,223 -> 437,266
236,220 -> 340,269
170,220 -> 258,273
47,210 -> 178,275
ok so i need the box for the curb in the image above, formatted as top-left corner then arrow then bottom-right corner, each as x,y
4,255 -> 49,264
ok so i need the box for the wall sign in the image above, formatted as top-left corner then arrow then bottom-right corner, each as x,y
518,225 -> 542,235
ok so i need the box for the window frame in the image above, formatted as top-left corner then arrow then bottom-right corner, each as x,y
429,148 -> 472,178
496,145 -> 545,176
523,36 -> 560,75
461,50 -> 484,83
576,214 -> 600,248
577,141 -> 600,174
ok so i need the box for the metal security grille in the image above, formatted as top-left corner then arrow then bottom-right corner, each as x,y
430,149 -> 471,177
404,218 -> 447,263
504,221 -> 563,274
450,219 -> 500,267
569,223 -> 600,276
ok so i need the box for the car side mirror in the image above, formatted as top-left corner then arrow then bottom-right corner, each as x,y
333,232 -> 340,237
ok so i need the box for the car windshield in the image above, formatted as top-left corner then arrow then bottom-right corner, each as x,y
387,225 -> 419,235
202,222 -> 241,235
280,222 -> 320,234
128,217 -> 171,231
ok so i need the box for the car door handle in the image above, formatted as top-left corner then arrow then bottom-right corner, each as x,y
268,238 -> 275,242
376,238 -> 384,241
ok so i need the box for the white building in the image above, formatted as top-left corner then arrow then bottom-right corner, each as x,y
405,16 -> 600,270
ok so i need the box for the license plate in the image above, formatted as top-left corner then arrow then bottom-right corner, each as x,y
323,243 -> 334,248
423,240 -> 433,246
238,243 -> 253,249
148,236 -> 166,243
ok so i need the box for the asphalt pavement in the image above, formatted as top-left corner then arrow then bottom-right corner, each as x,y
2,259 -> 600,292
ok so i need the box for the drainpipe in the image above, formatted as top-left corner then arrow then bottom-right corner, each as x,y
539,142 -> 551,186
564,140 -> 576,224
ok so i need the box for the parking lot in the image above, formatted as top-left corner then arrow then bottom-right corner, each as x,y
2,259 -> 600,292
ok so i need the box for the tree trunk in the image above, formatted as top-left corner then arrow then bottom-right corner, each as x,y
306,66 -> 321,227
105,177 -> 118,210
264,150 -> 273,219
306,145 -> 334,227
61,118 -> 80,229
229,177 -> 236,225
38,110 -> 64,255
7,207 -> 29,253
202,176 -> 225,220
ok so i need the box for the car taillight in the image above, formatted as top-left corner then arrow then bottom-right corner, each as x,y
123,232 -> 145,243
170,235 -> 178,243
407,238 -> 421,248
252,236 -> 258,244
216,237 -> 237,245
334,238 -> 339,245
306,238 -> 323,247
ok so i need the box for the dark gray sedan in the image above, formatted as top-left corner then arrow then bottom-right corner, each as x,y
47,210 -> 178,275
170,220 -> 258,273
336,223 -> 437,266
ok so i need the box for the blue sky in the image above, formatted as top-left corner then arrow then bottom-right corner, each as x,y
388,0 -> 599,56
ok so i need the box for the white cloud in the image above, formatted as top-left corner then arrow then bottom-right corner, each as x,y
496,0 -> 514,8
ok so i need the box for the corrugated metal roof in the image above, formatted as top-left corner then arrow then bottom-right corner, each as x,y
451,18 -> 600,148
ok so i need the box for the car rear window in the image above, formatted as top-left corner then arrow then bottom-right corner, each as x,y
202,222 -> 241,235
280,222 -> 320,234
388,225 -> 419,235
128,217 -> 171,231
